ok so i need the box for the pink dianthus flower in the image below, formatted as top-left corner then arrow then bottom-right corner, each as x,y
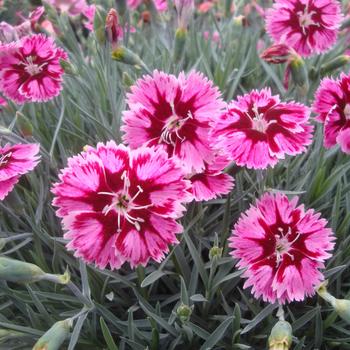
52,142 -> 191,269
313,73 -> 350,154
0,34 -> 68,104
211,88 -> 313,169
266,0 -> 342,57
0,143 -> 40,200
230,193 -> 334,304
45,0 -> 87,17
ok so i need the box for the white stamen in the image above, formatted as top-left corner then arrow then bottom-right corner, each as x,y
0,152 -> 11,166
298,4 -> 319,35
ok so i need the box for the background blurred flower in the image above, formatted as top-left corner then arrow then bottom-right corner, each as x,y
0,143 -> 40,200
266,0 -> 342,57
230,193 -> 334,303
313,73 -> 350,154
211,88 -> 313,169
52,142 -> 191,269
0,34 -> 68,104
45,0 -> 87,17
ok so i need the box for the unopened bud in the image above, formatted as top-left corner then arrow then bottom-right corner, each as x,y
60,59 -> 77,75
111,46 -> 142,67
289,55 -> 308,90
0,257 -> 70,284
105,9 -> 122,49
116,0 -> 127,17
174,0 -> 194,29
16,111 -> 33,137
122,71 -> 134,89
317,280 -> 350,324
94,6 -> 107,44
233,15 -> 244,27
260,44 -> 296,64
173,27 -> 187,63
33,319 -> 72,350
320,55 -> 350,75
176,303 -> 193,323
268,320 -> 292,350
209,246 -> 222,260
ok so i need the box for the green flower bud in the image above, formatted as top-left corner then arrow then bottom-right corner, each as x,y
173,27 -> 187,63
33,319 -> 72,350
122,71 -> 134,89
268,320 -> 292,350
209,246 -> 223,260
176,303 -> 193,323
60,59 -> 77,76
94,6 -> 107,45
16,111 -> 33,137
111,46 -> 143,67
0,257 -> 70,284
320,55 -> 350,75
317,280 -> 350,324
116,0 -> 127,17
290,55 -> 308,89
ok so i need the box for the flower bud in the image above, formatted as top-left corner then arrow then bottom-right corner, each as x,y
0,257 -> 70,284
176,303 -> 193,323
173,27 -> 187,63
320,55 -> 350,75
317,281 -> 350,324
60,59 -> 77,75
209,246 -> 223,260
111,46 -> 143,67
260,44 -> 296,64
268,320 -> 292,350
33,319 -> 72,350
122,71 -> 134,89
105,9 -> 123,49
289,55 -> 308,90
116,0 -> 127,17
93,6 -> 107,44
16,111 -> 33,137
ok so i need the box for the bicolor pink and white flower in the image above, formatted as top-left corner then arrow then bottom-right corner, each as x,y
0,34 -> 68,104
211,88 -> 313,169
122,70 -> 225,174
313,73 -> 350,154
52,142 -> 191,269
0,143 -> 40,200
230,193 -> 334,304
266,0 -> 342,57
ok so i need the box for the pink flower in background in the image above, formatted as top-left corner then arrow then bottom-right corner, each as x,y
189,155 -> 234,201
154,0 -> 168,12
175,0 -> 195,28
127,0 -> 143,10
313,73 -> 350,154
45,0 -> 87,17
211,88 -> 313,169
230,193 -> 334,304
266,0 -> 342,57
203,31 -> 221,46
82,4 -> 95,31
122,70 -> 225,174
0,22 -> 17,43
0,143 -> 40,200
0,34 -> 68,104
52,142 -> 191,269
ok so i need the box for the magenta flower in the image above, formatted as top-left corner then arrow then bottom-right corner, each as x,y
266,0 -> 342,57
230,193 -> 334,304
189,155 -> 234,201
154,0 -> 168,12
52,142 -> 191,269
0,143 -> 40,200
122,70 -> 225,174
211,88 -> 313,169
0,34 -> 68,104
313,73 -> 350,154
82,4 -> 95,32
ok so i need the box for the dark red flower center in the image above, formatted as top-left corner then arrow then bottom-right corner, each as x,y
0,152 -> 11,168
22,55 -> 47,76
98,171 -> 153,232
297,4 -> 319,35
